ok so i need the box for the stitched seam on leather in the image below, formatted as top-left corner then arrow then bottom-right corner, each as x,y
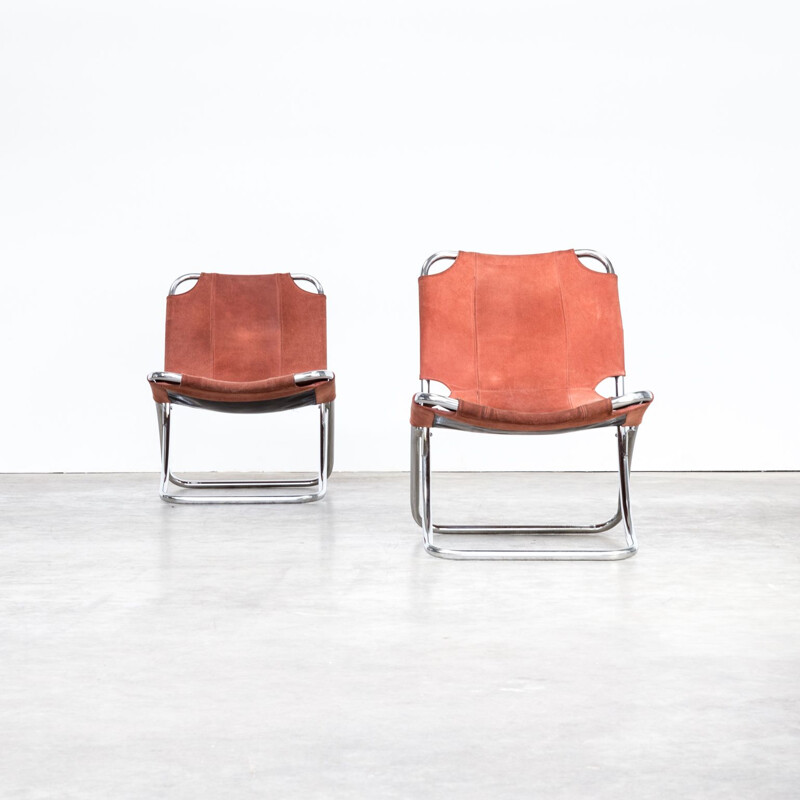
210,274 -> 216,379
555,260 -> 572,407
277,274 -> 283,376
473,253 -> 481,403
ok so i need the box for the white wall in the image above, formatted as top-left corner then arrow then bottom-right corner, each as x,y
1,0 -> 797,473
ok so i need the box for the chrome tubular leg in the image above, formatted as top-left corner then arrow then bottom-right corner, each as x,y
409,425 -> 619,534
410,427 -> 423,526
626,423 -> 638,464
410,427 -> 622,536
157,403 -> 330,505
156,402 -> 171,499
420,427 -> 435,553
326,400 -> 335,478
417,424 -> 640,560
616,425 -> 638,555
316,401 -> 330,500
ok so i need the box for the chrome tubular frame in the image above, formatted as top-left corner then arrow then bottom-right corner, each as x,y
154,271 -> 332,503
421,250 -> 459,276
574,249 -> 615,274
289,273 -> 325,294
418,250 -> 613,279
169,273 -> 201,295
411,248 -> 647,559
168,273 -> 325,296
410,424 -> 638,560
156,400 -> 333,504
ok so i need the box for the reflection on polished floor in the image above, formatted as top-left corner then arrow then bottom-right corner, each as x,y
1,472 -> 798,799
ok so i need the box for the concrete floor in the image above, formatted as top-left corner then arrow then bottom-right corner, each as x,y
0,471 -> 798,799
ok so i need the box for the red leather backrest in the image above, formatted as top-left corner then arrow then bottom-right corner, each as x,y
419,250 -> 625,409
164,273 -> 327,380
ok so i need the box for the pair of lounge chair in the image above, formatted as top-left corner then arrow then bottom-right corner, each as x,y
148,249 -> 653,560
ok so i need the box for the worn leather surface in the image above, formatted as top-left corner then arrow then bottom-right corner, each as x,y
409,395 -> 648,432
149,273 -> 333,405
149,373 -> 335,405
414,249 -> 651,430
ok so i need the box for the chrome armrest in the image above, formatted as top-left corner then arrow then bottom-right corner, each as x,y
148,371 -> 182,384
294,369 -> 334,385
611,390 -> 653,410
414,392 -> 459,412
